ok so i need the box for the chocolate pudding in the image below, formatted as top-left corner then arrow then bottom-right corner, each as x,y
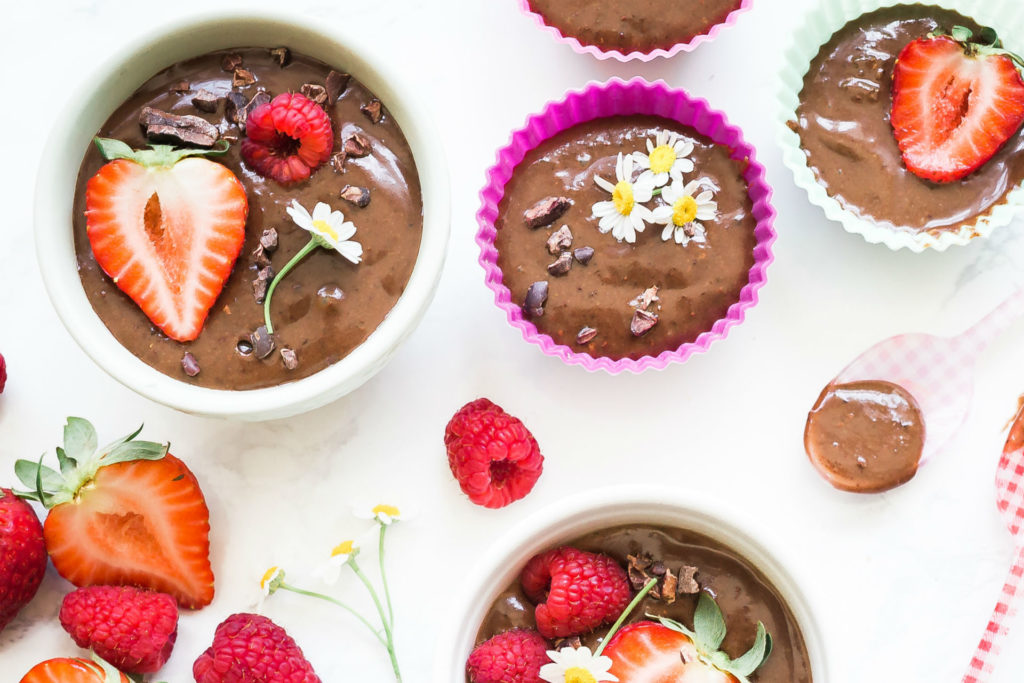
804,380 -> 926,493
476,525 -> 812,681
494,116 -> 756,360
792,5 -> 1024,233
73,47 -> 423,390
528,0 -> 744,53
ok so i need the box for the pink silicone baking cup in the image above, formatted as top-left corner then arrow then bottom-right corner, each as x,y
517,0 -> 754,61
476,78 -> 776,374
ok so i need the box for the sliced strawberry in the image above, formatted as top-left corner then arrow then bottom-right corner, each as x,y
891,33 -> 1024,182
604,621 -> 735,683
85,140 -> 247,341
19,657 -> 130,683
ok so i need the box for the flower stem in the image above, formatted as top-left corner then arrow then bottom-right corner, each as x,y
351,558 -> 402,682
280,583 -> 386,646
378,524 -> 394,627
652,187 -> 663,197
594,579 -> 659,657
264,237 -> 320,333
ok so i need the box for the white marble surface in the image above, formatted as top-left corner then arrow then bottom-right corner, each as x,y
2,0 -> 1024,680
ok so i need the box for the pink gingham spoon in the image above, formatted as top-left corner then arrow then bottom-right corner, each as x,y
963,401 -> 1024,682
804,289 -> 1024,493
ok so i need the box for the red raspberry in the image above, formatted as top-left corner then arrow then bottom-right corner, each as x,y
241,93 -> 333,185
444,398 -> 544,508
0,489 -> 46,633
520,547 -> 632,639
0,352 -> 6,393
466,628 -> 549,683
59,585 -> 178,674
193,613 -> 321,683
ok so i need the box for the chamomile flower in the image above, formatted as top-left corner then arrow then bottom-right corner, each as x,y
540,646 -> 618,683
651,178 -> 717,246
632,131 -> 695,188
313,538 -> 362,586
355,503 -> 408,526
285,199 -> 363,264
256,566 -> 285,612
592,153 -> 656,244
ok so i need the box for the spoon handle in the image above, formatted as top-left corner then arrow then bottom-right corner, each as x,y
963,544 -> 1024,682
957,289 -> 1024,353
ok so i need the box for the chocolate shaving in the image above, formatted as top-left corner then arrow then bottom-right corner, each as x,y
280,347 -> 299,370
221,53 -> 243,72
251,325 -> 276,359
631,309 -> 659,337
523,281 -> 548,319
627,554 -> 651,591
360,98 -> 383,123
181,352 -> 200,377
227,91 -> 272,130
661,568 -> 677,605
331,152 -> 348,174
573,246 -> 595,265
340,185 -> 371,208
546,225 -> 573,255
546,251 -> 572,277
343,133 -> 372,158
233,68 -> 256,88
524,196 -> 571,229
191,89 -> 221,113
553,636 -> 583,651
170,80 -> 191,93
576,326 -> 598,344
300,83 -> 328,106
325,70 -> 351,103
270,46 -> 291,67
677,565 -> 700,595
139,107 -> 219,147
252,266 -> 274,304
260,228 -> 278,252
630,286 -> 660,311
251,244 -> 272,269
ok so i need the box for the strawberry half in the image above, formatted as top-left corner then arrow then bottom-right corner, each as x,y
603,593 -> 771,683
891,27 -> 1024,182
13,418 -> 214,609
19,656 -> 130,683
85,138 -> 248,341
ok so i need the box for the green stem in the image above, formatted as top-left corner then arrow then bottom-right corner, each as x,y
594,579 -> 659,657
379,524 -> 395,627
264,238 -> 320,333
351,558 -> 403,682
652,187 -> 663,197
280,583 -> 386,646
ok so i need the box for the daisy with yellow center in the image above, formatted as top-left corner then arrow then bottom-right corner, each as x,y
540,646 -> 617,683
592,153 -> 656,244
632,131 -> 695,188
260,566 -> 285,596
356,503 -> 405,526
263,199 -> 363,333
651,178 -> 717,246
313,538 -> 361,586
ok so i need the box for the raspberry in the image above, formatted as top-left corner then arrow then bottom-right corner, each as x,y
0,353 -> 6,393
241,93 -> 333,185
444,398 -> 544,508
466,628 -> 549,683
193,613 -> 321,683
520,547 -> 632,639
59,585 -> 178,674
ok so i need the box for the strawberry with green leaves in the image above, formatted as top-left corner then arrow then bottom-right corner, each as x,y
19,655 -> 130,683
14,418 -> 214,608
603,592 -> 772,683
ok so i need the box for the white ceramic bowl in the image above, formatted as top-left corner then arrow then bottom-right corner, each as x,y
34,12 -> 449,421
436,486 -> 828,681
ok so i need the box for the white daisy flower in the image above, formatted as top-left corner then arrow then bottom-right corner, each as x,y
651,178 -> 717,246
632,131 -> 695,188
286,199 -> 363,264
540,646 -> 618,683
354,503 -> 409,526
256,566 -> 285,612
312,538 -> 362,586
592,153 -> 656,244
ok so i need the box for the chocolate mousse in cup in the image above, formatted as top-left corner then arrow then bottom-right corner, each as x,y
776,0 -> 1024,252
516,0 -> 754,61
477,78 -> 776,373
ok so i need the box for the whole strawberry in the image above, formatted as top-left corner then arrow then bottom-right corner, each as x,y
444,399 -> 544,508
60,585 -> 178,674
193,613 -> 321,683
467,628 -> 549,683
0,488 -> 47,633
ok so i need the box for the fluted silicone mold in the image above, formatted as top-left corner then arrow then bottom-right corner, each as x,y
516,0 -> 754,62
476,78 -> 776,374
776,0 -> 1024,252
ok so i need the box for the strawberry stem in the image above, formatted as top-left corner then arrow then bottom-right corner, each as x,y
264,237 -> 320,334
278,582 -> 387,646
594,578 -> 659,657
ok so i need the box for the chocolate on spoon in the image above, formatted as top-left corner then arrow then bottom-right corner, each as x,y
804,289 -> 1024,493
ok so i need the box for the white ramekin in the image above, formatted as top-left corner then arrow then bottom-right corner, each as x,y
34,12 -> 450,420
435,486 -> 828,681
776,0 -> 1024,252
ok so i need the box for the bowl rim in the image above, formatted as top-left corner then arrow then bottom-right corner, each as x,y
434,485 -> 829,681
34,10 -> 450,420
475,77 -> 777,374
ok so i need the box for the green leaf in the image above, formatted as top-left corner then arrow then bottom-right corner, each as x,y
63,417 -> 97,462
93,137 -> 231,168
89,652 -> 126,683
729,621 -> 771,676
94,137 -> 136,161
55,447 -> 77,476
97,424 -> 144,457
950,25 -> 973,43
14,458 -> 62,493
693,592 -> 727,652
102,440 -> 168,466
978,26 -> 1000,47
654,614 -> 696,640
